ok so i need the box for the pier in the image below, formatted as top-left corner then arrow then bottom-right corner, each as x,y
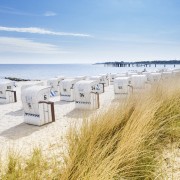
101,60 -> 180,68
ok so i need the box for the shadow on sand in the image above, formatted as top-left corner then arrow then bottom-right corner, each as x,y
5,109 -> 24,117
112,95 -> 129,103
54,100 -> 71,105
64,109 -> 96,119
0,122 -> 48,140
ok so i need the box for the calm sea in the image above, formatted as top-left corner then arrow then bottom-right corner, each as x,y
0,64 -> 179,80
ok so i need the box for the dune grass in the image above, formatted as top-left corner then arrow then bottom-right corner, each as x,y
1,78 -> 180,179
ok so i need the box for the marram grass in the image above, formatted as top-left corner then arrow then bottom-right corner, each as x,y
1,78 -> 180,180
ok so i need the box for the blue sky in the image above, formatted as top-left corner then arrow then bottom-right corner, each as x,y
0,0 -> 180,63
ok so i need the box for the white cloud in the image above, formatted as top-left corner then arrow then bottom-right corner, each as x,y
44,11 -> 57,16
0,6 -> 58,17
0,37 -> 66,54
0,6 -> 37,16
0,26 -> 91,37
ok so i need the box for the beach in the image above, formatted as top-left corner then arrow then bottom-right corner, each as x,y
0,71 -> 179,179
0,80 -> 115,160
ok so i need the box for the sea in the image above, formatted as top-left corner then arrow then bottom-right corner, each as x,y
0,64 -> 179,80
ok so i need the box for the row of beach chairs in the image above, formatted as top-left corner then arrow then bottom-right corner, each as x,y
0,69 -> 180,126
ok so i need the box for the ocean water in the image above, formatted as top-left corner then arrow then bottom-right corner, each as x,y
0,64 -> 179,80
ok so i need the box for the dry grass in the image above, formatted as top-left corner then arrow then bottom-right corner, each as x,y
1,78 -> 180,179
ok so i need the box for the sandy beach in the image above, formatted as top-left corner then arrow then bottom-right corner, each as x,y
0,79 -> 179,179
0,81 -> 115,159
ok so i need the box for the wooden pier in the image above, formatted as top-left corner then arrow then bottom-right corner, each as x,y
101,60 -> 180,68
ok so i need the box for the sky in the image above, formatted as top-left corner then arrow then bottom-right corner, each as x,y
0,0 -> 180,64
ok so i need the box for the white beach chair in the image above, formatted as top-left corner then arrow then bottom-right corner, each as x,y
99,74 -> 109,87
131,75 -> 147,89
89,76 -> 105,94
47,77 -> 64,96
151,73 -> 162,82
142,72 -> 153,82
60,78 -> 78,102
0,81 -> 17,104
74,80 -> 100,110
21,85 -> 55,126
127,72 -> 138,84
114,77 -> 132,98
109,73 -> 117,85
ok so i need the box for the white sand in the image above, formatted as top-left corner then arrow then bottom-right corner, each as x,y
0,81 -> 115,159
162,143 -> 180,179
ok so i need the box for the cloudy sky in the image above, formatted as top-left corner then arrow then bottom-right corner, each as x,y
0,0 -> 180,64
